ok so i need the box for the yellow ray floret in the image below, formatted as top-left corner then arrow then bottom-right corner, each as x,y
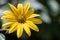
17,23 -> 23,38
1,2 -> 42,38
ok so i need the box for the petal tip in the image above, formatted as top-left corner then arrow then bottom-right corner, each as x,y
26,2 -> 30,4
17,36 -> 20,38
28,33 -> 31,37
37,29 -> 39,32
1,16 -> 4,19
8,3 -> 11,5
26,2 -> 30,7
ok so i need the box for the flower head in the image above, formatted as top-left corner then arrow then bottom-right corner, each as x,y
1,3 -> 42,38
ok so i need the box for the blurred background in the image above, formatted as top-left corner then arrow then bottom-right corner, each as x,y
0,0 -> 60,40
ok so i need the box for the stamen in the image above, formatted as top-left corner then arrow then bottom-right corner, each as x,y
18,16 -> 25,23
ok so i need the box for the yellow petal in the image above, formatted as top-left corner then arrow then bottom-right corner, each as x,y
24,2 -> 30,14
1,16 -> 16,20
8,20 -> 17,22
25,9 -> 34,18
8,22 -> 18,33
17,23 -> 23,38
26,21 -> 39,32
23,23 -> 31,37
28,18 -> 42,24
27,14 -> 40,19
3,10 -> 14,16
9,3 -> 18,16
2,22 -> 14,28
17,3 -> 23,15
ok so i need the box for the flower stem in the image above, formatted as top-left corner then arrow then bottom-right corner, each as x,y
0,29 -> 9,31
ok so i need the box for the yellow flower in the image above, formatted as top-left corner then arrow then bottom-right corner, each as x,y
1,3 -> 42,38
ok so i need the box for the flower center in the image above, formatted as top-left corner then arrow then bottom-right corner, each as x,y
18,16 -> 25,23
